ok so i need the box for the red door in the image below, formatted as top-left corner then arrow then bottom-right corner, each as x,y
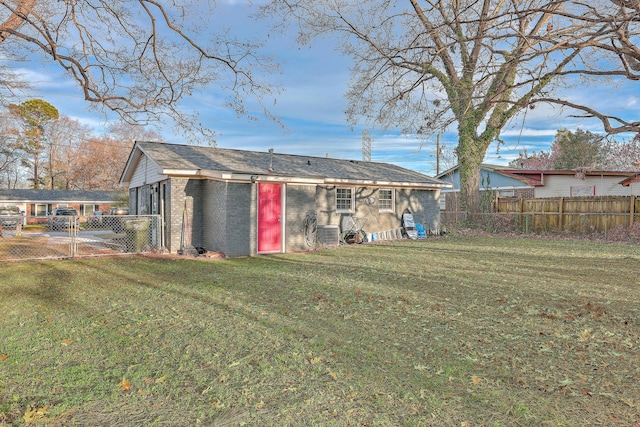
258,183 -> 282,253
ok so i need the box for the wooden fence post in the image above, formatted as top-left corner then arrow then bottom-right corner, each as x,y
519,198 -> 524,230
558,197 -> 564,232
630,195 -> 636,227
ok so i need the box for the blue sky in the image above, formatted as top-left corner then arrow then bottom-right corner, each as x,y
11,1 -> 640,176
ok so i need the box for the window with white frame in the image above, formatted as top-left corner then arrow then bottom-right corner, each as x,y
439,193 -> 447,210
82,204 -> 99,215
31,203 -> 51,217
336,187 -> 354,212
378,188 -> 394,211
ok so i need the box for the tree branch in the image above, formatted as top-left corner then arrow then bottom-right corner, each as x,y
533,97 -> 640,134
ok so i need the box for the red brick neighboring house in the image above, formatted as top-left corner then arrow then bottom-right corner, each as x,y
0,189 -> 119,224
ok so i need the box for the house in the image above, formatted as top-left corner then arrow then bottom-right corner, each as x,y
436,164 -> 537,199
436,164 -> 537,212
437,164 -> 634,204
618,173 -> 640,196
0,189 -> 120,224
511,169 -> 633,198
119,141 -> 452,257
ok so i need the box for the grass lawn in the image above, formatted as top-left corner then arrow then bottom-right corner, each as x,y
1,236 -> 639,426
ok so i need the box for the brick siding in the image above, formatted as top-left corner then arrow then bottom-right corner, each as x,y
163,178 -> 442,256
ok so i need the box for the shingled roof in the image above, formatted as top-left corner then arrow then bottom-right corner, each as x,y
121,141 -> 450,189
0,189 -> 118,203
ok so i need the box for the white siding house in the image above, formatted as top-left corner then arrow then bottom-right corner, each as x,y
621,173 -> 640,196
128,153 -> 167,189
533,172 -> 632,198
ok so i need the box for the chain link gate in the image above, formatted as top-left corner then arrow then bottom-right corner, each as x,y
0,215 -> 162,262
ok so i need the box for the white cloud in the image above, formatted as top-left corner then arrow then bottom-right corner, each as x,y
500,128 -> 557,137
8,0 -> 640,178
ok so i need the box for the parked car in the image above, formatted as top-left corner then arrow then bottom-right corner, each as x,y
109,206 -> 129,232
47,208 -> 79,231
109,207 -> 129,215
88,211 -> 104,227
0,206 -> 23,228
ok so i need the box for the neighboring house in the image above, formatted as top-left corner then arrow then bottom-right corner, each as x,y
620,173 -> 640,196
0,189 -> 120,224
436,164 -> 537,197
436,164 -> 537,211
509,169 -> 633,198
119,141 -> 452,257
437,164 -> 634,204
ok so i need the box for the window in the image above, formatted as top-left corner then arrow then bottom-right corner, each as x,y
378,188 -> 394,211
31,204 -> 51,217
570,185 -> 595,197
82,204 -> 99,215
336,187 -> 354,212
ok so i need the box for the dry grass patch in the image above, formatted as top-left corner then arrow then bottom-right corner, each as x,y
1,236 -> 639,426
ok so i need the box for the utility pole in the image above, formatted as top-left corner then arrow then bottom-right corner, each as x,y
436,134 -> 441,175
362,129 -> 372,161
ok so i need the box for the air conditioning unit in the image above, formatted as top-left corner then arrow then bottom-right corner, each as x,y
316,225 -> 340,246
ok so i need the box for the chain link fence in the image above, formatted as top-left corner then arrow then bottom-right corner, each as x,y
0,215 -> 162,262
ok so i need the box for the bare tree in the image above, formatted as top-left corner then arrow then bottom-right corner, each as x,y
0,111 -> 20,188
69,123 -> 162,190
51,120 -> 161,190
513,130 -> 640,170
45,116 -> 92,189
264,1 -> 640,212
0,0 -> 280,142
107,122 -> 164,147
600,135 -> 640,170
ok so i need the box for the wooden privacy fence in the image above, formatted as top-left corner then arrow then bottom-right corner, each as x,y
495,195 -> 640,234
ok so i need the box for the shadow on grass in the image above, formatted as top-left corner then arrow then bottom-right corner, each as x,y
0,262 -> 78,310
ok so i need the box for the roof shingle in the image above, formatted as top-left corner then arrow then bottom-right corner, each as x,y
134,141 -> 448,187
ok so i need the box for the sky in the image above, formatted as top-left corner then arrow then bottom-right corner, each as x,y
10,1 -> 640,177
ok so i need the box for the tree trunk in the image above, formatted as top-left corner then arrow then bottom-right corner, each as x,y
456,131 -> 485,215
33,151 -> 39,190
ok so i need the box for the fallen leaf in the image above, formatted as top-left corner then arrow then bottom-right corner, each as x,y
327,368 -> 338,381
472,376 -> 482,384
23,406 -> 48,422
155,375 -> 166,383
0,354 -> 8,361
23,410 -> 36,423
61,339 -> 73,346
580,328 -> 592,341
255,401 -> 265,409
118,377 -> 131,393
